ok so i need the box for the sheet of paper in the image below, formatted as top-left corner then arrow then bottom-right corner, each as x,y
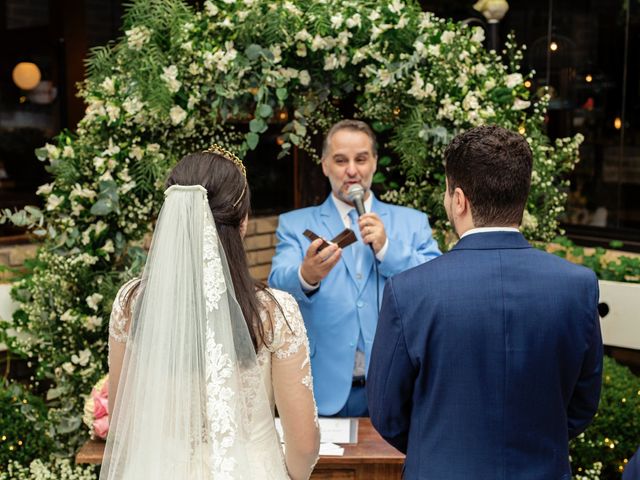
274,418 -> 358,444
319,442 -> 344,456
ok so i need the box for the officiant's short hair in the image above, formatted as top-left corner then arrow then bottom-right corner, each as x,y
444,125 -> 532,227
322,119 -> 378,159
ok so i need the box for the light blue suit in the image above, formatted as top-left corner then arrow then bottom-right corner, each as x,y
268,195 -> 440,415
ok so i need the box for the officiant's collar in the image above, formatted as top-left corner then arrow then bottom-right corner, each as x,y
331,192 -> 373,220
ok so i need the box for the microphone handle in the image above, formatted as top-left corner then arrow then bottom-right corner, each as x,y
353,197 -> 366,216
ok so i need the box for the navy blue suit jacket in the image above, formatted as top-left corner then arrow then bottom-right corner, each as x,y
367,232 -> 603,480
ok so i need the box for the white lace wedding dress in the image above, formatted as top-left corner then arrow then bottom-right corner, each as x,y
108,280 -> 319,479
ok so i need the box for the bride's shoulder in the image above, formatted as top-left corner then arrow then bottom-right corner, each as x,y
109,278 -> 141,342
256,288 -> 305,335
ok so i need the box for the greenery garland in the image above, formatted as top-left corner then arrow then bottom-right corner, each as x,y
1,0 -> 623,476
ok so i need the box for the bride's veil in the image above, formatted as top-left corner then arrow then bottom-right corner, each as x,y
100,184 -> 284,479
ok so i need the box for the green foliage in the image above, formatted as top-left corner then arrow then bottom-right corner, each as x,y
0,380 -> 53,470
550,237 -> 640,283
570,356 -> 640,479
1,457 -> 97,480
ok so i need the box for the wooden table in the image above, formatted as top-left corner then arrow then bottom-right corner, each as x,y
76,418 -> 404,480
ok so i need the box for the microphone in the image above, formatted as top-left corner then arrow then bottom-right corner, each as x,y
347,184 -> 366,217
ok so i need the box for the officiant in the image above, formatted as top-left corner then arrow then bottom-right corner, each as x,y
268,119 -> 440,417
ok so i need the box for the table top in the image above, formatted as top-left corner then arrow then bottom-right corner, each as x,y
76,418 -> 405,465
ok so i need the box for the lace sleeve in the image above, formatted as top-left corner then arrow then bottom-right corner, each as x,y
108,278 -> 140,415
108,278 -> 140,343
268,289 -> 320,480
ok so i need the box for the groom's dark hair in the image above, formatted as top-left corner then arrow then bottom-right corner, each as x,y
444,125 -> 533,227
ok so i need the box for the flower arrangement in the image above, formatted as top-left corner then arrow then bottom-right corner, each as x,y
0,0 -> 588,472
82,375 -> 109,440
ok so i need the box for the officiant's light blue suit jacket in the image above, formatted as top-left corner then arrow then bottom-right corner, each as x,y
368,231 -> 603,480
268,195 -> 440,415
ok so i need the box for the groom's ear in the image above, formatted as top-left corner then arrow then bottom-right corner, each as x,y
453,187 -> 468,215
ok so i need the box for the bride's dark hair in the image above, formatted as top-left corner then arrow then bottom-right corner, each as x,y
163,151 -> 276,350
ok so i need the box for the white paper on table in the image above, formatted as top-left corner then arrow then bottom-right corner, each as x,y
274,417 -> 358,444
319,443 -> 345,456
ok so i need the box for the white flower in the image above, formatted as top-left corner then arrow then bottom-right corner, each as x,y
63,145 -> 75,158
204,1 -> 219,16
123,96 -> 144,115
346,14 -> 361,29
86,293 -> 104,311
330,13 -> 344,29
130,145 -> 144,160
505,73 -> 523,88
419,12 -> 434,30
324,54 -> 340,70
37,183 -> 53,195
484,78 -> 496,90
388,0 -> 404,14
471,26 -> 485,44
187,95 -> 199,110
44,143 -> 60,160
71,349 -> 92,366
283,1 -> 302,15
521,210 -> 538,230
352,47 -> 368,64
440,31 -> 455,44
296,42 -> 307,57
462,92 -> 480,111
61,310 -> 75,323
379,69 -> 394,87
474,63 -> 488,76
512,98 -> 531,110
161,65 -> 181,93
100,77 -> 115,95
125,25 -> 151,51
170,105 -> 187,125
270,45 -> 282,63
397,15 -> 408,29
428,44 -> 440,57
85,98 -> 106,121
299,70 -> 311,86
369,10 -> 381,21
295,29 -> 312,42
62,362 -> 75,374
85,315 -> 102,331
70,184 -> 97,200
181,41 -> 193,52
46,194 -> 64,211
414,40 -> 427,57
101,239 -> 115,253
408,72 -> 435,100
311,34 -> 328,51
106,103 -> 120,123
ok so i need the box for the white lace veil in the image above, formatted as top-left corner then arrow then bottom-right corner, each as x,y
100,185 -> 286,479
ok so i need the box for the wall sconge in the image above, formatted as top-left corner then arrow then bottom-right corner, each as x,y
12,62 -> 41,90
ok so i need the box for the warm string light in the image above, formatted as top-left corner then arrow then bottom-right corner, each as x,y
549,41 -> 558,52
585,74 -> 593,83
524,80 -> 532,88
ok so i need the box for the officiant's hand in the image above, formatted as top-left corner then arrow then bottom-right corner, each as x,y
358,213 -> 386,254
300,239 -> 342,286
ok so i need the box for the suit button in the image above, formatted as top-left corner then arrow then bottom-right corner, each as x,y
356,273 -> 362,279
356,301 -> 364,308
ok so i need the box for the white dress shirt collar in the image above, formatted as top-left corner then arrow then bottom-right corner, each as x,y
330,193 -> 373,227
460,226 -> 520,239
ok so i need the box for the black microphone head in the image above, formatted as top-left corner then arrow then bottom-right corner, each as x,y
347,184 -> 365,202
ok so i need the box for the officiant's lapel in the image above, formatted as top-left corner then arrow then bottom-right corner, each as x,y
319,197 -> 360,289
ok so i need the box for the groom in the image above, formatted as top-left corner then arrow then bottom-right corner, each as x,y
367,125 -> 603,479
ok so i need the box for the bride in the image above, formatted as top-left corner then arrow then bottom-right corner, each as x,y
101,146 -> 320,479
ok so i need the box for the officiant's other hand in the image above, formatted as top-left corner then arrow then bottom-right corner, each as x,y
358,213 -> 386,254
300,238 -> 342,286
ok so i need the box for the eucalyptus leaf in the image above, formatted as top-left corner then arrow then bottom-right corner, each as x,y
257,104 -> 273,118
246,132 -> 260,150
249,118 -> 267,133
245,43 -> 263,60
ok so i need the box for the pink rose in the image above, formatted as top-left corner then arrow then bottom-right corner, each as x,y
93,415 -> 109,439
92,388 -> 109,419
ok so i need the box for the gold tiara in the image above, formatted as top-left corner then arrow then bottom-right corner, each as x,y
204,143 -> 246,178
203,143 -> 247,208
